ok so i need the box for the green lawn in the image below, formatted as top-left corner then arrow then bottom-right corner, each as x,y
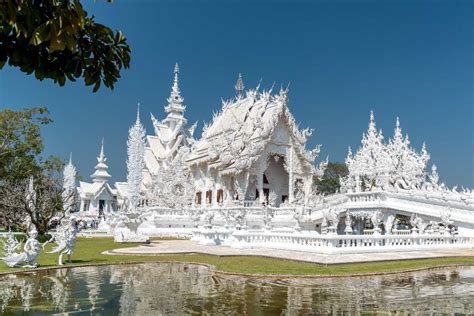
1,237 -> 473,276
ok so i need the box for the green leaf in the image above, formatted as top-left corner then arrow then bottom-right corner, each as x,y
29,21 -> 51,46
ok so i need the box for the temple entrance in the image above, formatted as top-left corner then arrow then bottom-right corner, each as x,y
263,155 -> 289,206
99,200 -> 105,217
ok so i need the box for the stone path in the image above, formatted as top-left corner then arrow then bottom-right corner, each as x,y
108,240 -> 474,264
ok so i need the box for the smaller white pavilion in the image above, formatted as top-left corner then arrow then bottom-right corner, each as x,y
78,140 -> 118,217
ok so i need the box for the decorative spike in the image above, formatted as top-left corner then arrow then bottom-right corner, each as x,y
235,73 -> 245,97
136,103 -> 141,124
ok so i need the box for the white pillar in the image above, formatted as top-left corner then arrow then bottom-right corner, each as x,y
288,146 -> 294,204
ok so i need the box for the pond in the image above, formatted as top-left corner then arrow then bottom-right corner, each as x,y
0,263 -> 473,315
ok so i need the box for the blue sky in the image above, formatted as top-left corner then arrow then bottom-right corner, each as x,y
0,0 -> 472,187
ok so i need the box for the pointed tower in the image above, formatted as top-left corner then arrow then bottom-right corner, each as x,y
235,73 -> 245,98
91,139 -> 111,183
163,63 -> 187,129
127,104 -> 146,211
63,152 -> 77,213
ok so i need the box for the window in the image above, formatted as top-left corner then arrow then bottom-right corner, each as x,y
217,189 -> 224,203
195,192 -> 202,205
206,190 -> 212,204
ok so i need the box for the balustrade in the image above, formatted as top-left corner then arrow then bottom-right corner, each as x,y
229,230 -> 471,253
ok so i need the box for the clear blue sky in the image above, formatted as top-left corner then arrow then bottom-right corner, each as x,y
0,0 -> 472,187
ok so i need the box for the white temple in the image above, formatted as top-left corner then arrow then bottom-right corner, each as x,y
78,140 -> 118,217
74,64 -> 474,252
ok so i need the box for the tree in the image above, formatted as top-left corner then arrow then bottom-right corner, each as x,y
314,162 -> 348,195
0,0 -> 131,92
0,107 -> 52,181
126,106 -> 146,211
0,171 -> 70,236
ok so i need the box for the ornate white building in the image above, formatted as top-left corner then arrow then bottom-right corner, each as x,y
78,140 -> 118,217
75,64 -> 474,251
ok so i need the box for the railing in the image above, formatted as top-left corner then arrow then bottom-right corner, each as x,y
391,229 -> 412,235
230,231 -> 472,253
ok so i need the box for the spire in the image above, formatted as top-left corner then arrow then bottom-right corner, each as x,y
235,73 -> 245,97
165,63 -> 186,115
173,63 -> 180,94
63,152 -> 77,213
136,103 -> 141,124
91,139 -> 111,183
98,138 -> 105,163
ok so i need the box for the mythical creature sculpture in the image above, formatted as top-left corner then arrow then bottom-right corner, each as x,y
1,227 -> 41,268
371,210 -> 383,229
230,209 -> 248,230
344,214 -> 353,234
44,217 -> 80,265
0,230 -> 22,257
262,206 -> 275,229
293,179 -> 305,205
293,207 -> 306,230
440,208 -> 454,226
203,211 -> 215,228
268,191 -> 278,207
189,209 -> 204,228
409,214 -> 424,231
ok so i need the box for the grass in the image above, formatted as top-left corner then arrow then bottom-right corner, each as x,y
0,237 -> 473,276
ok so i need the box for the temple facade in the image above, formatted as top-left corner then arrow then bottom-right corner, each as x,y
73,64 -> 474,249
77,141 -> 118,217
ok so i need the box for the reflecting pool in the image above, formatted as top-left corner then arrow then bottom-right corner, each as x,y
0,263 -> 473,315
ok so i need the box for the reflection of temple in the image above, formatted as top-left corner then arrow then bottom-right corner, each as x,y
0,265 -> 473,314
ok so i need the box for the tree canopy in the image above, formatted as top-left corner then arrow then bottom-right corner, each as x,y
314,162 -> 349,195
0,0 -> 131,92
0,107 -> 53,181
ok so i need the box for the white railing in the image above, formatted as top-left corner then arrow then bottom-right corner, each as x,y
230,231 -> 472,254
391,229 -> 412,235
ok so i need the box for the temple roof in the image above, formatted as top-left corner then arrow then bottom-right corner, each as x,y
78,181 -> 116,199
186,86 -> 323,175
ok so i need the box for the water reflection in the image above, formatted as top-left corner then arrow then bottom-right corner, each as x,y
0,263 -> 473,314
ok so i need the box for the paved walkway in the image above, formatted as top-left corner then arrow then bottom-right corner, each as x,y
108,240 -> 474,264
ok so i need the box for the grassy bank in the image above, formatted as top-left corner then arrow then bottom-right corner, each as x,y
1,237 -> 473,276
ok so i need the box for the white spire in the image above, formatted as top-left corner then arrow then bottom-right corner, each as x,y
63,152 -> 77,213
127,105 -> 146,211
235,73 -> 245,97
136,103 -> 141,124
165,63 -> 186,115
91,139 -> 111,183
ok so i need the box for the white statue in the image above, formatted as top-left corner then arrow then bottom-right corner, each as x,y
0,230 -> 22,257
1,227 -> 41,268
44,216 -> 80,265
344,214 -> 353,234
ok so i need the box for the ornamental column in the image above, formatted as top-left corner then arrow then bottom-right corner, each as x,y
288,146 -> 294,204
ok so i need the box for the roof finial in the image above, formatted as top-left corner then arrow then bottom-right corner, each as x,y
165,63 -> 185,115
174,62 -> 179,75
396,116 -> 400,128
69,152 -> 73,164
235,73 -> 245,97
370,110 -> 374,123
99,138 -> 105,162
136,103 -> 141,124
